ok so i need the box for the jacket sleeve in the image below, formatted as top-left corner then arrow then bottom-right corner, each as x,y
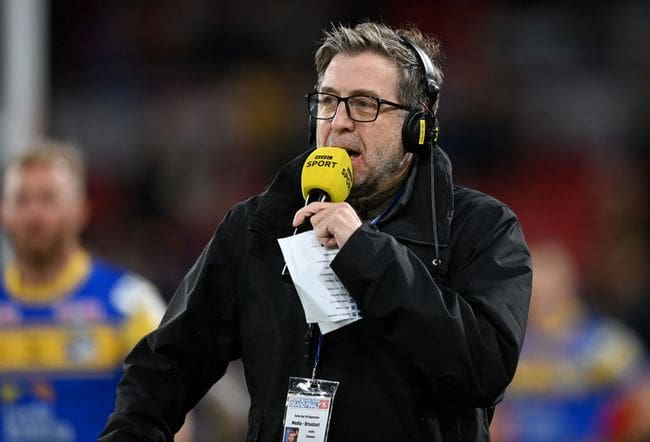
330,199 -> 532,407
99,209 -> 244,441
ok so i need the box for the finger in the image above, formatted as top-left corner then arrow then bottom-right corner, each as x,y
292,202 -> 329,227
292,207 -> 316,228
325,237 -> 338,249
312,221 -> 332,245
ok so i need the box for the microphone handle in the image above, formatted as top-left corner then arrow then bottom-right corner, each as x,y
305,189 -> 330,205
298,190 -> 330,231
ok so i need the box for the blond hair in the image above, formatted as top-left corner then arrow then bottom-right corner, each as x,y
3,140 -> 87,196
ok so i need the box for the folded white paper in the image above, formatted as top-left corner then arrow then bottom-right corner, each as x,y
278,231 -> 361,334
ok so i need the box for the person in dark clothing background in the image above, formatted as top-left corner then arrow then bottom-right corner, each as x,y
100,21 -> 532,441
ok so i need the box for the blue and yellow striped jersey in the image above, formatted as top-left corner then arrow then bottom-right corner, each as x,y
0,249 -> 164,441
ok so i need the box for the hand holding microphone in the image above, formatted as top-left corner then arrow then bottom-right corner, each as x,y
293,147 -> 361,249
293,202 -> 362,249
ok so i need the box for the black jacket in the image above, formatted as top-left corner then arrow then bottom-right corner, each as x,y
100,147 -> 532,441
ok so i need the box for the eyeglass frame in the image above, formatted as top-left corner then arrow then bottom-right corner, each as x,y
305,92 -> 412,123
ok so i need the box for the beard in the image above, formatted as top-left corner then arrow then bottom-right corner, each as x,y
349,150 -> 410,199
10,229 -> 68,272
326,132 -> 411,199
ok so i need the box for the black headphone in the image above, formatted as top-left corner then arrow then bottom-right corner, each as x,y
308,37 -> 440,152
400,36 -> 440,154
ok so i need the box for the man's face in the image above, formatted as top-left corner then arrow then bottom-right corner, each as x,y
1,162 -> 87,263
316,51 -> 411,198
288,431 -> 297,442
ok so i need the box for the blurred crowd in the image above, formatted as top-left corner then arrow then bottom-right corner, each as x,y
1,0 -> 648,440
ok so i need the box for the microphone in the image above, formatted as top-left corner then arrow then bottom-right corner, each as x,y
281,147 -> 353,276
301,146 -> 353,204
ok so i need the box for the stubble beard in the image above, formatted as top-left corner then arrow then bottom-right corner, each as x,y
348,135 -> 410,199
12,231 -> 69,274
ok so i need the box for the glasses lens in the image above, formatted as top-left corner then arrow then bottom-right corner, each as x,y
308,93 -> 337,119
307,93 -> 381,121
347,96 -> 379,122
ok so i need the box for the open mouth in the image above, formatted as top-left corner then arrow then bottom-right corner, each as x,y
345,149 -> 361,159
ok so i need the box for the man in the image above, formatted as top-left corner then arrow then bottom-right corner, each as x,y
0,141 -> 165,440
101,22 -> 532,441
491,240 -> 645,441
285,428 -> 299,442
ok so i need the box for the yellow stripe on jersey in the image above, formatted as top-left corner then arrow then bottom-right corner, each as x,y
0,323 -> 125,372
3,250 -> 91,304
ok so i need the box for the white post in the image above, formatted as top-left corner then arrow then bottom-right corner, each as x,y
1,0 -> 48,166
0,0 -> 47,266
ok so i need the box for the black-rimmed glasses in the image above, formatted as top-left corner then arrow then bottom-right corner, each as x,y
306,92 -> 411,123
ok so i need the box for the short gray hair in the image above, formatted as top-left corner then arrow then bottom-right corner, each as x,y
314,22 -> 444,111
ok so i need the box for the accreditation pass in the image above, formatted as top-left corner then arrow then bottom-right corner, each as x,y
282,377 -> 339,441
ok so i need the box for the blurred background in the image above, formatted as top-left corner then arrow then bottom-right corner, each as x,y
1,0 -> 648,440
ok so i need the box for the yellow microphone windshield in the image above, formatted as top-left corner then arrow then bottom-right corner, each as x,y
301,147 -> 353,202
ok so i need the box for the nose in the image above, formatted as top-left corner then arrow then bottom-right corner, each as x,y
330,100 -> 355,132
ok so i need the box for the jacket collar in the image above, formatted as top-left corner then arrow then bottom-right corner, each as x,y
250,146 -> 454,246
250,151 -> 309,238
379,146 -> 453,247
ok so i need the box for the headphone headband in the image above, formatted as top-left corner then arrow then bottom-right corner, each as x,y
400,36 -> 440,112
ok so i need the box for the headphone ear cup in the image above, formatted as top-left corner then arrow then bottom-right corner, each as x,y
402,110 -> 428,153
